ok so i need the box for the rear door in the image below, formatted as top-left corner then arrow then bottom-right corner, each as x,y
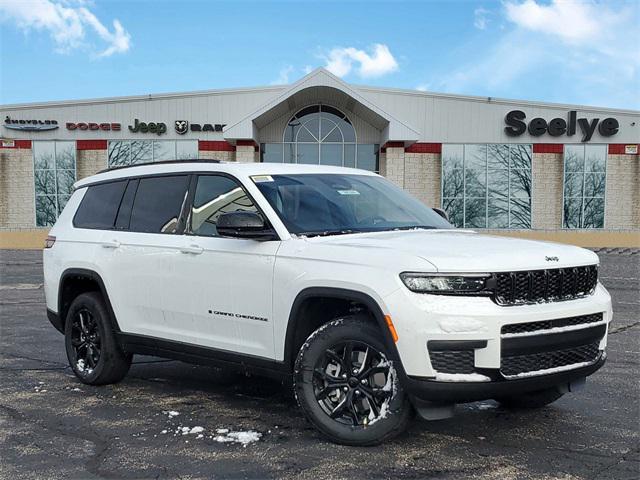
99,174 -> 192,338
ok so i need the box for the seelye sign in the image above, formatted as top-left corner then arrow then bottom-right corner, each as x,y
504,110 -> 619,142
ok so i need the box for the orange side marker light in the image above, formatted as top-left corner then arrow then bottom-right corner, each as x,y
384,315 -> 399,343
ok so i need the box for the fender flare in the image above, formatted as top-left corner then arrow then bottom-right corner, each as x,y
283,287 -> 402,370
58,268 -> 122,332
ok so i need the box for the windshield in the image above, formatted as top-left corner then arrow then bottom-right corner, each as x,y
252,174 -> 452,236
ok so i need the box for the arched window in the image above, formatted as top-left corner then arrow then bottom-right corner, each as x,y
282,105 -> 357,167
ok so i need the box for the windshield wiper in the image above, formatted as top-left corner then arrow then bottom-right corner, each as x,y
300,229 -> 363,238
390,225 -> 439,231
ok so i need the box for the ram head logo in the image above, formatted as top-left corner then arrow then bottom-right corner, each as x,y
175,120 -> 188,135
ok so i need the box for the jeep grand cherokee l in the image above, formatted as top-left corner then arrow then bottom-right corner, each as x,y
43,160 -> 612,445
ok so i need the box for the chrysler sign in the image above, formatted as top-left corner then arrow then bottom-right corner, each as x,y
4,116 -> 58,132
504,110 -> 619,142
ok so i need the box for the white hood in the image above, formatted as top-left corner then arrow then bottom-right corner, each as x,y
306,230 -> 599,273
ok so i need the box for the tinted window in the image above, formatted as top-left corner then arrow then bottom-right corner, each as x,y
191,175 -> 259,237
115,180 -> 138,230
130,176 -> 189,233
74,181 -> 127,229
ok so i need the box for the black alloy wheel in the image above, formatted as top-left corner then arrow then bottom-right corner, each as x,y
294,315 -> 412,446
313,340 -> 393,427
69,308 -> 102,374
64,292 -> 132,385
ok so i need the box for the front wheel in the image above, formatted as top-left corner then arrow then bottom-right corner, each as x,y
294,315 -> 412,446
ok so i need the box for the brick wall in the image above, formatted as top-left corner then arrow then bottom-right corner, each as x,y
235,145 -> 258,163
404,152 -> 441,207
605,154 -> 639,229
77,149 -> 107,179
0,148 -> 36,229
383,147 -> 405,188
199,150 -> 235,162
531,153 -> 563,229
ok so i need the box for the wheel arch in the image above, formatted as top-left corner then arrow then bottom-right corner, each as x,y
58,268 -> 121,333
283,287 -> 401,372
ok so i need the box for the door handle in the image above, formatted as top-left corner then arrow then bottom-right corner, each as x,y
101,239 -> 120,249
180,244 -> 203,255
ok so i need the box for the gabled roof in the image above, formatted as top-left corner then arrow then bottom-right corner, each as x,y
223,68 -> 421,145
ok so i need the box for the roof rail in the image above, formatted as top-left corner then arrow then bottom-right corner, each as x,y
97,159 -> 224,174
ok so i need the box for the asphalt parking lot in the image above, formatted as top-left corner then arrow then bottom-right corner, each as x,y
0,249 -> 638,480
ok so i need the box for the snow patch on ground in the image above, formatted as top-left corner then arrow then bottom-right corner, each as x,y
212,430 -> 262,447
164,410 -> 179,418
434,372 -> 491,382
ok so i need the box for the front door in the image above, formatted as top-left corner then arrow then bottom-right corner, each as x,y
171,174 -> 280,359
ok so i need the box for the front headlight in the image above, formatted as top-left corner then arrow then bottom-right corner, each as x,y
400,272 -> 491,294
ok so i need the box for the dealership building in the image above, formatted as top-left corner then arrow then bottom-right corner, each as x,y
1,68 -> 638,248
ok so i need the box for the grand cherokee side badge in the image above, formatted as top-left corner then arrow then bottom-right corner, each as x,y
545,256 -> 559,262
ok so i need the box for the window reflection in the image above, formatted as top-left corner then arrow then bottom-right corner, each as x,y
33,141 -> 77,227
108,140 -> 198,167
563,145 -> 606,228
260,104 -> 379,172
191,175 -> 259,237
442,144 -> 532,229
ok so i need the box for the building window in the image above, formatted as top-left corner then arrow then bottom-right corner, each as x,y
442,144 -> 532,228
563,145 -> 606,228
108,140 -> 198,167
260,104 -> 379,171
33,141 -> 77,227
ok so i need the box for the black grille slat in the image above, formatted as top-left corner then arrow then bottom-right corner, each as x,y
501,313 -> 604,335
494,265 -> 597,306
429,350 -> 475,374
501,342 -> 600,377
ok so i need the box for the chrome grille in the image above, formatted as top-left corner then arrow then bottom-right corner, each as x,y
494,265 -> 598,306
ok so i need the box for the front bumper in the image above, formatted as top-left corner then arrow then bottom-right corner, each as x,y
403,354 -> 605,404
385,282 -> 612,378
383,282 -> 612,405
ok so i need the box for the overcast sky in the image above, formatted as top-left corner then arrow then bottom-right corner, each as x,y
1,0 -> 638,109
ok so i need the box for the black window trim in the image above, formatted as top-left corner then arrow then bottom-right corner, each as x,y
114,178 -> 139,232
75,170 -> 280,240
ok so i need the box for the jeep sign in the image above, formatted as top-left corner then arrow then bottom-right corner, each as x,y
504,110 -> 619,142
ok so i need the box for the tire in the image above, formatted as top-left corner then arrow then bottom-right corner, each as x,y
294,315 -> 412,446
64,292 -> 132,385
496,388 -> 565,409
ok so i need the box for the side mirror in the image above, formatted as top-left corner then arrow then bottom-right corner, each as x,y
216,211 -> 277,241
432,208 -> 449,221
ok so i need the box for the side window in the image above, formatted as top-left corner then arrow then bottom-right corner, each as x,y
114,179 -> 138,230
191,175 -> 259,237
129,175 -> 189,233
74,180 -> 127,229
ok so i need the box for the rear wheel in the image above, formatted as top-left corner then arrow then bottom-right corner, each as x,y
496,388 -> 565,409
294,315 -> 412,446
64,292 -> 132,385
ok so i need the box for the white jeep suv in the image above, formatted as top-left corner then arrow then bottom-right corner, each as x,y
43,160 -> 612,445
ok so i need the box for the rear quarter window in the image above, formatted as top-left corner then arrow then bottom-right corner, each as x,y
73,181 -> 127,229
